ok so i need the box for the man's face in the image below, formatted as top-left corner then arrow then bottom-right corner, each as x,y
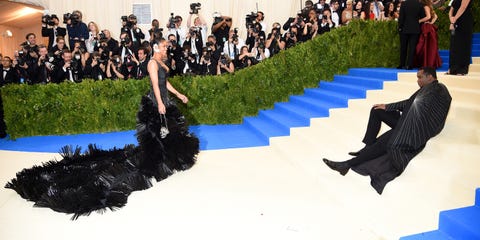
417,70 -> 433,87
2,58 -> 12,68
138,50 -> 146,61
63,52 -> 72,62
39,47 -> 48,56
27,35 -> 36,45
256,13 -> 263,21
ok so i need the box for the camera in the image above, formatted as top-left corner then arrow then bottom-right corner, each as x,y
120,36 -> 131,46
121,15 -> 137,32
168,13 -> 177,29
42,14 -> 56,26
245,12 -> 258,29
98,31 -> 107,40
99,51 -> 109,63
257,36 -> 265,49
189,26 -> 201,36
219,53 -> 228,65
190,3 -> 201,14
63,12 -> 80,25
232,28 -> 239,42
149,27 -> 164,40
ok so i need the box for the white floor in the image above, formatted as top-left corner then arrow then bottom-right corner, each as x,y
1,65 -> 479,240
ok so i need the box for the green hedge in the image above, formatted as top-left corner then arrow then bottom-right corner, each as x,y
2,10 -> 479,139
2,79 -> 150,138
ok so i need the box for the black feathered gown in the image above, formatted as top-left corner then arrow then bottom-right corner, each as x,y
4,64 -> 199,220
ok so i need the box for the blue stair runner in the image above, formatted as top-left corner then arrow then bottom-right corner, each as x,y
400,188 -> 480,240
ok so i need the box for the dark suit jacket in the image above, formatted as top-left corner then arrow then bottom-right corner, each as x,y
398,0 -> 424,34
42,26 -> 67,50
52,61 -> 83,83
1,68 -> 20,86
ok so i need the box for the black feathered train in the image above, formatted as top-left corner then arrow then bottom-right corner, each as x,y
5,94 -> 199,220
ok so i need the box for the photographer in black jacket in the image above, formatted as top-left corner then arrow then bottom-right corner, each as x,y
41,14 -> 67,51
120,14 -> 145,53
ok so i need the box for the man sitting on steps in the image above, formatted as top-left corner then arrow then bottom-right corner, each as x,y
322,67 -> 452,194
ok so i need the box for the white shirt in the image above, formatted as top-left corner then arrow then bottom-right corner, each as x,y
223,38 -> 245,59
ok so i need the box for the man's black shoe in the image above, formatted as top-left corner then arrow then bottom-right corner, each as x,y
348,151 -> 361,156
323,158 -> 350,176
405,66 -> 413,70
396,65 -> 405,69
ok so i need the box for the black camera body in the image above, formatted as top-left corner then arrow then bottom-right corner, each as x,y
120,36 -> 131,46
189,26 -> 202,36
190,3 -> 201,14
63,12 -> 80,25
99,31 -> 107,40
219,54 -> 228,65
245,12 -> 258,29
42,14 -> 56,26
168,13 -> 177,29
232,28 -> 239,42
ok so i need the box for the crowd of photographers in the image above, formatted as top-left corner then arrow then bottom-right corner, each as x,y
1,0 -> 403,86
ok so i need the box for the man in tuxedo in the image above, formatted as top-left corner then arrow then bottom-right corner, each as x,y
41,14 -> 67,51
323,67 -> 452,194
1,56 -> 20,138
133,47 -> 149,79
1,57 -> 20,85
397,0 -> 424,70
52,50 -> 83,83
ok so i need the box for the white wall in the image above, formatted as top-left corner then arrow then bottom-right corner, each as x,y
40,0 -> 300,41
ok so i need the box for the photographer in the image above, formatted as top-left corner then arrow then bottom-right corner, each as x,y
121,14 -> 145,52
100,29 -> 119,55
198,47 -> 216,75
167,14 -> 187,47
284,25 -> 301,49
187,4 -> 208,47
85,21 -> 101,53
118,32 -> 135,67
14,39 -> 39,84
330,0 -> 342,27
1,56 -> 20,85
318,9 -> 335,35
166,34 -> 185,76
180,45 -> 200,75
148,19 -> 164,42
245,22 -> 266,52
106,55 -> 127,80
49,37 -> 69,62
26,33 -> 38,51
41,14 -> 67,50
206,35 -> 222,65
71,40 -> 89,71
266,23 -> 285,56
32,44 -> 54,84
84,51 -> 107,80
235,46 -> 256,70
65,10 -> 89,49
133,47 -> 149,79
211,13 -> 232,50
251,36 -> 270,62
52,49 -> 83,83
255,11 -> 267,32
303,9 -> 319,40
216,53 -> 235,75
223,28 -> 245,60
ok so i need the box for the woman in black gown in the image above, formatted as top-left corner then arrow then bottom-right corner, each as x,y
447,0 -> 473,75
4,39 -> 199,219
